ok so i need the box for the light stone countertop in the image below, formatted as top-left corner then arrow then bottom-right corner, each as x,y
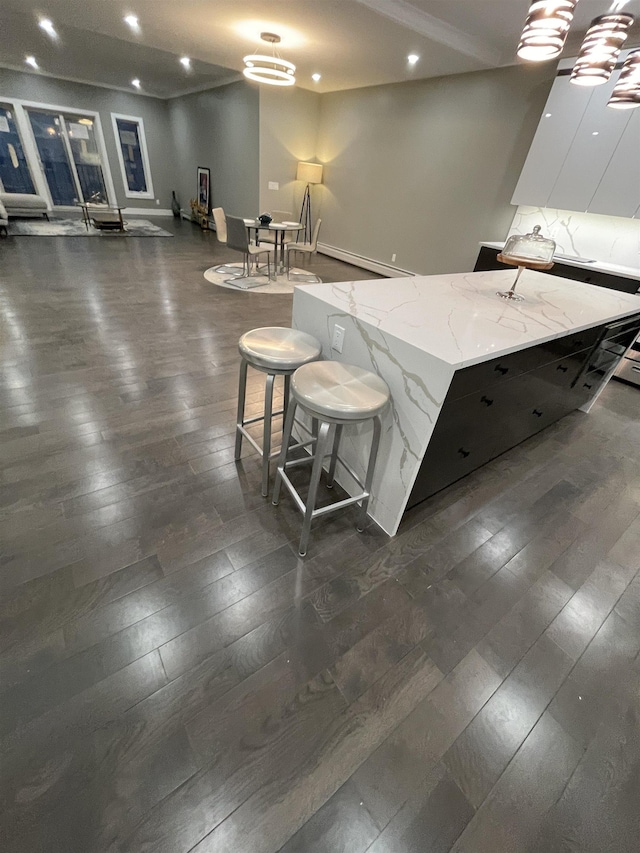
301,270 -> 640,370
480,241 -> 640,283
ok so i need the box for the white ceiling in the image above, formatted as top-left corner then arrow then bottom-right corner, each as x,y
1,0 -> 639,98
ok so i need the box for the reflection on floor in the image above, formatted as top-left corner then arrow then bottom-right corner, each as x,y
1,217 -> 639,853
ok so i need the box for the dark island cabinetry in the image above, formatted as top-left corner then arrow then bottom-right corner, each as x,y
474,245 -> 639,295
407,314 -> 640,509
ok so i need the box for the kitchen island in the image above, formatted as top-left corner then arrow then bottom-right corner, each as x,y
292,269 -> 640,536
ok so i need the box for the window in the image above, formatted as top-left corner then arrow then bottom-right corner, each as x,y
0,104 -> 36,194
111,113 -> 154,199
27,110 -> 109,206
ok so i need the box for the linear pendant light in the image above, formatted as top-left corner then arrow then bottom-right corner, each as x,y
608,49 -> 640,108
243,32 -> 296,87
517,1 -> 579,62
570,13 -> 635,86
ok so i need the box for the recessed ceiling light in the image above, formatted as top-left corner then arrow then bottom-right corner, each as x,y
312,73 -> 321,82
407,54 -> 419,65
592,131 -> 599,135
131,78 -> 141,89
180,56 -> 191,69
38,18 -> 57,38
545,113 -> 552,117
25,55 -> 39,69
124,14 -> 139,30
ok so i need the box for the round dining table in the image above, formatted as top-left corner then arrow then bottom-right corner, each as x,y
244,218 -> 303,274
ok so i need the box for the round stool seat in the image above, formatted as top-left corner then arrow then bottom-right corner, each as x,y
239,327 -> 321,372
292,361 -> 390,421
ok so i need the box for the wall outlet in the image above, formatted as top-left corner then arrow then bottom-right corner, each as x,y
268,181 -> 279,191
156,198 -> 160,205
391,253 -> 397,263
332,324 -> 345,353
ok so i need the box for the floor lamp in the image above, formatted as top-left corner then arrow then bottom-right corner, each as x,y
296,161 -> 323,243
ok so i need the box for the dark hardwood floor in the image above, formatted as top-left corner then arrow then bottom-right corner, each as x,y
1,217 -> 639,852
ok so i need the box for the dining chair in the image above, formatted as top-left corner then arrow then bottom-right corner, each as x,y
285,218 -> 322,279
212,207 -> 243,277
225,215 -> 273,287
260,210 -> 295,247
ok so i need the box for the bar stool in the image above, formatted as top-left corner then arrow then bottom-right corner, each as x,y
272,360 -> 390,557
235,327 -> 322,497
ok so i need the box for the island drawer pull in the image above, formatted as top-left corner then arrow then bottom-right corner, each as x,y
583,382 -> 593,390
480,395 -> 494,406
532,409 -> 543,417
556,364 -> 568,373
494,364 -> 508,375
458,448 -> 470,458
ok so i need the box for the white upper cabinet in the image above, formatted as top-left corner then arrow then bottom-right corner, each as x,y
547,84 -> 632,211
511,74 -> 590,208
512,51 -> 640,218
589,109 -> 640,219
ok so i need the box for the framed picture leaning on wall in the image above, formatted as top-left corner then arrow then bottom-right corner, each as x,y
197,167 -> 211,214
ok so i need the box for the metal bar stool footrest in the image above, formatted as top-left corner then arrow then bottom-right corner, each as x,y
271,360 -> 389,556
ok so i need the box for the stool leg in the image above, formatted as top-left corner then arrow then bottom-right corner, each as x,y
283,373 -> 291,418
272,399 -> 297,507
262,373 -> 275,497
234,358 -> 248,460
326,424 -> 343,489
299,421 -> 331,558
357,415 -> 382,532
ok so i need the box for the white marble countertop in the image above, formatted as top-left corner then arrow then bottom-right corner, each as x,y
302,270 -> 640,369
480,241 -> 639,283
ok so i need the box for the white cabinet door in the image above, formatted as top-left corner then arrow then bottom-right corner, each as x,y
588,109 -> 640,218
511,74 -> 591,208
547,83 -> 633,212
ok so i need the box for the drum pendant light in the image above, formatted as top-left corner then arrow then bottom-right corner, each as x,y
570,13 -> 635,86
517,1 -> 579,62
243,32 -> 296,87
608,49 -> 640,109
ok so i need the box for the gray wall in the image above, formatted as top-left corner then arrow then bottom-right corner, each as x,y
0,67 -> 173,209
316,64 -> 556,274
259,86 -> 320,217
168,81 -> 259,218
1,63 -> 555,272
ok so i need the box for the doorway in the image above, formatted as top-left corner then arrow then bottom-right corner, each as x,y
0,104 -> 36,194
27,109 -> 108,206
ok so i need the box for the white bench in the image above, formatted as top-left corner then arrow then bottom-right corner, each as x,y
0,192 -> 49,219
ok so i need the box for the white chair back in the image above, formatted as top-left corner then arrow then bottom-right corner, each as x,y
309,218 -> 322,251
212,207 -> 227,243
270,210 -> 292,224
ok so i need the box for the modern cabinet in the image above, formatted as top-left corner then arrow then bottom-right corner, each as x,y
589,110 -> 640,218
407,314 -> 640,509
546,82 -> 632,213
511,74 -> 591,209
511,53 -> 640,218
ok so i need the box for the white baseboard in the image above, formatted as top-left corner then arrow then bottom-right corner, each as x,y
123,208 -> 173,217
317,242 -> 415,278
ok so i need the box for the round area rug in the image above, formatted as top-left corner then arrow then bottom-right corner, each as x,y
204,262 -> 321,294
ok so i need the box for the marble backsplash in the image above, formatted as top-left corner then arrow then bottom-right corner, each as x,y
508,206 -> 640,272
